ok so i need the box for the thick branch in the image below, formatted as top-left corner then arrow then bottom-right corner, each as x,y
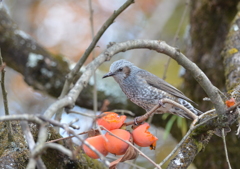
222,11 -> 240,92
0,8 -> 70,97
0,5 -> 141,113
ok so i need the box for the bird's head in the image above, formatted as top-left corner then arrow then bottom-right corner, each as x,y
102,59 -> 134,82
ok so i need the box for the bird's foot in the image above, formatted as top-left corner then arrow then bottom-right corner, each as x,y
134,117 -> 144,125
158,99 -> 166,108
134,117 -> 140,125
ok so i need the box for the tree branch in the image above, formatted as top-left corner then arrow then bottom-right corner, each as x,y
60,0 -> 135,98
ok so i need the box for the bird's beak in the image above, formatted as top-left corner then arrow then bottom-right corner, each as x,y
102,72 -> 115,78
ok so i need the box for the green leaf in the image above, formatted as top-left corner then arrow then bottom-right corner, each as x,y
163,115 -> 177,139
162,113 -> 170,120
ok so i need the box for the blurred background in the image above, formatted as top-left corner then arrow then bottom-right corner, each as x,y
1,0 -> 195,168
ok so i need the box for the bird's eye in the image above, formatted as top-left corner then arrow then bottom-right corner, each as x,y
119,68 -> 123,71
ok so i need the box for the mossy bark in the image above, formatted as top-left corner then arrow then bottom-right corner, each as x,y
184,0 -> 238,110
170,0 -> 240,168
0,121 -> 106,169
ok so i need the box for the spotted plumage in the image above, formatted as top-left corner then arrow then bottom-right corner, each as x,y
103,59 -> 202,119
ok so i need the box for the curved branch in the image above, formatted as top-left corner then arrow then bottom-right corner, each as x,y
44,39 -> 226,119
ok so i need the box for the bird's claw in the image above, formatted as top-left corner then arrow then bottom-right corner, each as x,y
159,100 -> 166,108
134,117 -> 139,125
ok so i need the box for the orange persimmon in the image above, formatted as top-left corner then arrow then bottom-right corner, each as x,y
83,135 -> 108,159
225,98 -> 236,108
104,129 -> 130,155
97,112 -> 126,130
132,123 -> 158,149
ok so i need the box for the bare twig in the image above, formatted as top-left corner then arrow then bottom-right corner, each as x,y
88,0 -> 98,114
21,121 -> 46,169
110,109 -> 135,116
46,131 -> 89,143
38,116 -> 79,130
222,128 -> 232,169
96,124 -> 108,142
162,0 -> 189,80
21,121 -> 36,150
0,49 -> 13,141
162,99 -> 198,120
107,156 -> 145,169
44,143 -> 73,157
66,110 -> 96,118
159,110 -> 217,167
124,104 -> 160,126
236,108 -> 240,135
0,114 -> 43,124
26,159 -> 37,169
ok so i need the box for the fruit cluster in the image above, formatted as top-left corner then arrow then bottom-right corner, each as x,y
83,112 -> 158,159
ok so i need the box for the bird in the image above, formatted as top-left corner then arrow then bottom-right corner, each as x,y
102,59 -> 202,120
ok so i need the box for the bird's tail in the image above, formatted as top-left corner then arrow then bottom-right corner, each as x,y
178,98 -> 203,116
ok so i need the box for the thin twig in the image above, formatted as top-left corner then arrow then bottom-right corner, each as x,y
38,115 -> 79,130
21,121 -> 46,169
46,131 -> 89,143
222,128 -> 232,169
0,49 -> 13,141
159,113 -> 217,167
0,114 -> 43,124
124,104 -> 160,126
88,0 -> 98,114
110,109 -> 135,116
107,156 -> 145,169
44,143 -> 73,157
162,99 -> 198,120
162,0 -> 189,80
66,110 -> 96,118
236,108 -> 240,135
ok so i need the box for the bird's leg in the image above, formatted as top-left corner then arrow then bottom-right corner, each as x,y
133,104 -> 161,125
158,99 -> 166,108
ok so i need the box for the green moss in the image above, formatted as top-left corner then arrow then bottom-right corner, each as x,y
0,121 -> 106,169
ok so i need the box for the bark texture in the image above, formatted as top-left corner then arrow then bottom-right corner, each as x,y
169,1 -> 240,168
184,0 -> 238,110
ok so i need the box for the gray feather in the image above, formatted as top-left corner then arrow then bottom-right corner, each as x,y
137,69 -> 197,105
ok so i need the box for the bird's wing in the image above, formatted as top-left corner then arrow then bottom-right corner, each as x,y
137,70 -> 197,105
